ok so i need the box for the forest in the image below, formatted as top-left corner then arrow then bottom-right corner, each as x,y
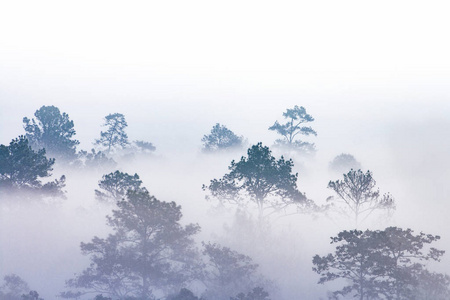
1,104 -> 449,300
2,1 -> 450,299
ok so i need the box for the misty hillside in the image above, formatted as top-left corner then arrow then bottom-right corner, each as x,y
2,1 -> 450,300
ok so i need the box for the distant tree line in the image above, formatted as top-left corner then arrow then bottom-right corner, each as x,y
1,103 -> 449,300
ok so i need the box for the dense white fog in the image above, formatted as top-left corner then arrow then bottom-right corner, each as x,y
1,1 -> 450,299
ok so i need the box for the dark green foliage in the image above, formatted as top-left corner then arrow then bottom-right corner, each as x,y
203,143 -> 313,221
0,136 -> 65,199
312,227 -> 449,300
329,153 -> 362,174
64,190 -> 201,300
95,113 -> 129,153
95,171 -> 144,203
23,105 -> 79,162
268,105 -> 316,155
230,287 -> 271,300
201,243 -> 265,300
327,169 -> 395,227
202,124 -> 244,152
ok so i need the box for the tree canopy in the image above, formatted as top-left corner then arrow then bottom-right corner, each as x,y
95,113 -> 129,153
95,171 -> 145,203
23,105 -> 79,162
230,287 -> 271,300
327,169 -> 395,227
203,143 -> 314,222
0,136 -> 65,199
201,123 -> 244,152
76,149 -> 117,170
329,153 -> 362,174
312,227 -> 449,300
201,243 -> 267,300
0,274 -> 44,300
63,190 -> 200,300
268,105 -> 316,155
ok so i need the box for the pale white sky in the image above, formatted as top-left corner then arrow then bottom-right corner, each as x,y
1,0 -> 450,158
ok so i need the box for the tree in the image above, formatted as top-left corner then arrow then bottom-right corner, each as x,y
201,124 -> 244,152
63,190 -> 201,300
76,149 -> 117,170
268,106 -> 316,155
95,171 -> 145,203
414,270 -> 450,300
95,113 -> 129,153
203,143 -> 314,223
327,169 -> 395,227
328,153 -> 362,174
0,274 -> 30,299
23,105 -> 79,162
133,141 -> 156,153
230,287 -> 271,300
0,136 -> 65,199
312,227 -> 448,300
201,243 -> 267,300
21,291 -> 44,300
167,288 -> 201,300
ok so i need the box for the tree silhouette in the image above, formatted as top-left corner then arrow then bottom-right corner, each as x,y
312,227 -> 448,300
95,171 -> 145,203
63,190 -> 200,299
201,243 -> 267,300
95,113 -> 129,153
201,123 -> 244,152
230,287 -> 271,300
268,106 -> 316,155
0,136 -> 65,199
23,105 -> 79,162
327,169 -> 395,227
203,143 -> 314,223
329,153 -> 362,174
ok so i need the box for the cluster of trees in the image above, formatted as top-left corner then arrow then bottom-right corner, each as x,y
313,227 -> 450,299
2,104 -> 450,299
61,185 -> 271,300
201,105 -> 317,156
0,274 -> 44,300
0,136 -> 65,199
0,105 -> 157,199
22,105 -> 155,167
203,143 -> 316,225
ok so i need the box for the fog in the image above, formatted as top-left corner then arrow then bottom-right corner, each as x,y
2,1 -> 450,299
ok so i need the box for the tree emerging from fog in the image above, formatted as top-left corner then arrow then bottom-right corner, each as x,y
201,123 -> 244,152
0,136 -> 65,199
95,170 -> 145,203
0,274 -> 44,300
313,227 -> 450,300
201,242 -> 269,300
230,287 -> 271,300
23,105 -> 80,162
327,169 -> 395,227
76,148 -> 117,170
203,143 -> 315,223
95,113 -> 130,153
328,153 -> 362,174
268,105 -> 317,155
63,190 -> 201,300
